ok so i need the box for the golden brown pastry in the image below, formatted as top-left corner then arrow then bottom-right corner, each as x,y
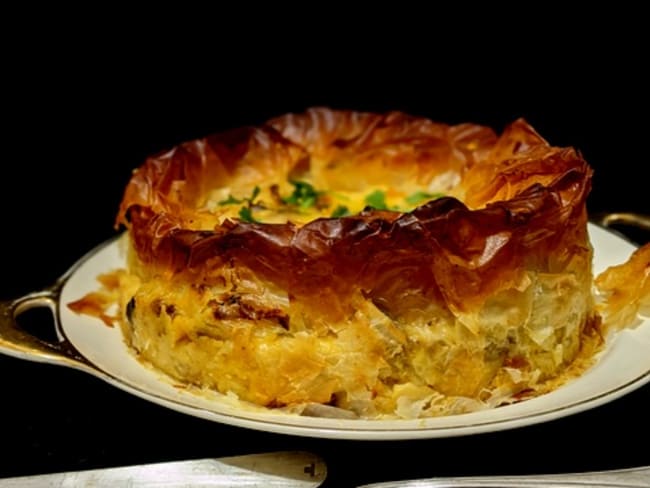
72,108 -> 639,418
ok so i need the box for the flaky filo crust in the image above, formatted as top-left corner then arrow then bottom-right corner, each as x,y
64,108 -> 650,416
117,108 -> 592,319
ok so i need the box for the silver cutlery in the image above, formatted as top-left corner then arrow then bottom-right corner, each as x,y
358,465 -> 650,487
0,450 -> 326,487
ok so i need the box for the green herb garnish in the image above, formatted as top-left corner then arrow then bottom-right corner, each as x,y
218,195 -> 243,205
219,186 -> 261,206
282,180 -> 322,209
405,191 -> 445,205
238,206 -> 258,223
226,186 -> 261,222
364,190 -> 388,210
330,205 -> 350,218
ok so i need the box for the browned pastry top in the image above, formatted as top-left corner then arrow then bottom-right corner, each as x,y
117,108 -> 592,317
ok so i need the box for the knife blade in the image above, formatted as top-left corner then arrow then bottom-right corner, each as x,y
0,450 -> 326,487
356,464 -> 650,487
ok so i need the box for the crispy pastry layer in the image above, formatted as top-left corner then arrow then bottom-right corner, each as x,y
118,109 -> 592,312
109,108 -> 601,417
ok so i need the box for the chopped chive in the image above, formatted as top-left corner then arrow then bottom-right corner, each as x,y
218,186 -> 261,206
330,205 -> 350,218
238,206 -> 257,223
218,195 -> 243,206
405,191 -> 445,205
299,195 -> 317,209
364,190 -> 388,210
250,186 -> 261,202
282,180 -> 322,208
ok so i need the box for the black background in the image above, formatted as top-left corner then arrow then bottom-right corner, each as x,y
1,35 -> 649,486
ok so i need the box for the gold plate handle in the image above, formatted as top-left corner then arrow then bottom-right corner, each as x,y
591,212 -> 650,231
0,238 -> 119,372
591,212 -> 650,245
0,282 -> 95,371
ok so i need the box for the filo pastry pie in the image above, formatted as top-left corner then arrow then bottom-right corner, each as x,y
70,108 -> 650,419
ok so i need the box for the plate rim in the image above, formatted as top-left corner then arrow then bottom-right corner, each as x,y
44,224 -> 650,439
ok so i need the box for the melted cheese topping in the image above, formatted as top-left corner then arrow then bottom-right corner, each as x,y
194,168 -> 459,228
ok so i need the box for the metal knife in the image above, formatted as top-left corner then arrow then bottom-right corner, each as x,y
356,464 -> 650,487
0,450 -> 326,487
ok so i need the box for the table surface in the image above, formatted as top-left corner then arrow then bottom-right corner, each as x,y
2,93 -> 649,487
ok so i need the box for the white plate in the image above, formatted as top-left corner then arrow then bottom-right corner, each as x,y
5,224 -> 650,440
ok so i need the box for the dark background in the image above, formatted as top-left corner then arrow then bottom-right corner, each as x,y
1,39 -> 648,486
